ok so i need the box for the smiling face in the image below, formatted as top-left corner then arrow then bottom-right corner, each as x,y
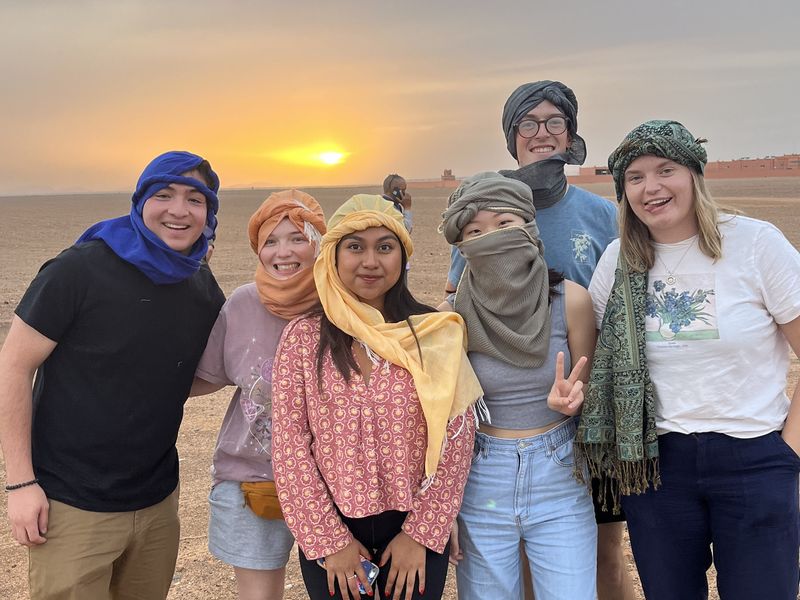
258,217 -> 315,279
335,226 -> 403,314
141,182 -> 208,254
461,210 -> 527,241
623,155 -> 698,243
514,100 -> 571,167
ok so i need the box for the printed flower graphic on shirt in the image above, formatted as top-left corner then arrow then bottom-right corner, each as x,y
646,280 -> 715,340
241,357 -> 274,422
571,232 -> 592,263
240,356 -> 275,455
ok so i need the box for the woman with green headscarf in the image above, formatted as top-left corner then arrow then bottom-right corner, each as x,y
577,120 -> 800,599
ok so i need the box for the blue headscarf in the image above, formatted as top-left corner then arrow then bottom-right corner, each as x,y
77,151 -> 220,284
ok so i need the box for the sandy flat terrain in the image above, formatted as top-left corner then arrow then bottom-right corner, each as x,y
1,179 -> 799,599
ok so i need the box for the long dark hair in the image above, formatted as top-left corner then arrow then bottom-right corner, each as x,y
547,268 -> 565,299
314,242 -> 434,384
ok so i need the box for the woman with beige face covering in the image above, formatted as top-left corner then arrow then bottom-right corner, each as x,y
440,172 -> 598,600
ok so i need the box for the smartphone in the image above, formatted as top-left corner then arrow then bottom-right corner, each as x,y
317,556 -> 379,594
392,187 -> 405,201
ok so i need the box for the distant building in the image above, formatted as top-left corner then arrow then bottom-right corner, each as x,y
567,154 -> 800,184
407,169 -> 461,189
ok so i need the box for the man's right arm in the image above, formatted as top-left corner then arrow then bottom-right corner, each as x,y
0,315 -> 57,546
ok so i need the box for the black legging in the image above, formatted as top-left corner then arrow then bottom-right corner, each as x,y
298,510 -> 451,599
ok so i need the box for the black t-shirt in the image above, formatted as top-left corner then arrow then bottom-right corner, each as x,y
16,241 -> 225,511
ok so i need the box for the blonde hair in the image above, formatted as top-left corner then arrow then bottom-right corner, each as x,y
619,170 -> 724,272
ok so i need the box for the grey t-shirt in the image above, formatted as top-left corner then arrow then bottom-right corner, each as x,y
467,283 -> 569,430
195,283 -> 288,484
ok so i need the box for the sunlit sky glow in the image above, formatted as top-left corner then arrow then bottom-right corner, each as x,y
1,0 -> 798,195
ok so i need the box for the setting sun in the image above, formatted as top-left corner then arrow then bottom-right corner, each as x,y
267,144 -> 350,168
319,151 -> 345,165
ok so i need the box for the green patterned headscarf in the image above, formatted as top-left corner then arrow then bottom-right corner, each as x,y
608,120 -> 708,202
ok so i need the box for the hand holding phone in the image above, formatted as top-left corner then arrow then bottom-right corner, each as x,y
317,555 -> 379,595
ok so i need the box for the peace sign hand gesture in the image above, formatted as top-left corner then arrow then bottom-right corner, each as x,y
547,352 -> 588,416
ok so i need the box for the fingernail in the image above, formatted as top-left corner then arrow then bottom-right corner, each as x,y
329,590 -> 334,597
420,586 -> 425,595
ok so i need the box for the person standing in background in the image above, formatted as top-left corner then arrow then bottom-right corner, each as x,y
383,173 -> 413,233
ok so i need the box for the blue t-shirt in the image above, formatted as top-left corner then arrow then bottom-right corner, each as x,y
447,185 -> 617,289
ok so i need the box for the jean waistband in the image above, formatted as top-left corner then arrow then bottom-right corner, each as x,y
475,417 -> 575,454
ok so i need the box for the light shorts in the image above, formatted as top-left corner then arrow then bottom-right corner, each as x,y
208,480 -> 295,571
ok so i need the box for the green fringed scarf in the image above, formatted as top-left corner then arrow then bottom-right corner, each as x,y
574,253 -> 661,513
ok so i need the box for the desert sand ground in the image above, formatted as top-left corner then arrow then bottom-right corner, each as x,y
1,178 -> 799,599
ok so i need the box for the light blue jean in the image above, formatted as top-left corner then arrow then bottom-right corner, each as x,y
456,418 -> 597,600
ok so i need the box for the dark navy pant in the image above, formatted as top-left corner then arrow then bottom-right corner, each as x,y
622,431 -> 800,600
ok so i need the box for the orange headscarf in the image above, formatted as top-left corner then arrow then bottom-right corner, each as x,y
247,189 -> 326,319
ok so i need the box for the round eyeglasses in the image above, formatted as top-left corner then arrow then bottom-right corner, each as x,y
516,116 -> 568,138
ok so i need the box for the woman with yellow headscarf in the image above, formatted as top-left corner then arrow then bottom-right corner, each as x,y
271,195 -> 482,600
192,189 -> 326,600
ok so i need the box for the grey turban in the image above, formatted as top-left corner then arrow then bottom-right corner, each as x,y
608,120 -> 708,202
440,171 -> 536,244
502,80 -> 587,165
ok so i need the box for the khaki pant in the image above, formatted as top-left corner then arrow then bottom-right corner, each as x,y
29,488 -> 180,600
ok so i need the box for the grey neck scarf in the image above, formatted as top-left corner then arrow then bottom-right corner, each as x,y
500,156 -> 569,210
454,223 -> 551,368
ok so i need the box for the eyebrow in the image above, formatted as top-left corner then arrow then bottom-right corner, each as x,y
522,112 -> 565,119
341,234 -> 399,243
163,183 -> 202,193
626,159 -> 677,174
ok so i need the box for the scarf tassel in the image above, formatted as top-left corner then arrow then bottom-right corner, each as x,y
419,405 -> 479,494
574,443 -> 661,515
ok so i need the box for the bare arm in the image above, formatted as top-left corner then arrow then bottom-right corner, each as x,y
436,300 -> 453,312
547,281 -> 597,416
564,280 -> 597,384
189,376 -> 226,397
779,315 -> 800,454
0,315 -> 57,545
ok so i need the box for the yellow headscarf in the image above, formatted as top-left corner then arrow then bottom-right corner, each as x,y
314,194 -> 483,478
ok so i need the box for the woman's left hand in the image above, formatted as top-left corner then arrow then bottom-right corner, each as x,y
379,531 -> 426,600
547,352 -> 588,416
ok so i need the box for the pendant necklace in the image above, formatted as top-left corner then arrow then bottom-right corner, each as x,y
657,237 -> 696,286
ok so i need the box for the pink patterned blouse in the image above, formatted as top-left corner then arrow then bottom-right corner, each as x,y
271,315 -> 475,560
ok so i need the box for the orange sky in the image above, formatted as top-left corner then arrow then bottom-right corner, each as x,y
1,1 -> 799,195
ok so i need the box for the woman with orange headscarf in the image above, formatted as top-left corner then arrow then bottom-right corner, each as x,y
192,190 -> 326,600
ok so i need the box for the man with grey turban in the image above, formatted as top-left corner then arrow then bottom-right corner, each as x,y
446,80 -> 616,292
443,82 -> 635,600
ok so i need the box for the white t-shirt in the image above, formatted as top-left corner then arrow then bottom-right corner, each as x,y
589,215 -> 800,438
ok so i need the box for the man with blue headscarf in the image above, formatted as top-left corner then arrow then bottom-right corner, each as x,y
0,151 -> 225,599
